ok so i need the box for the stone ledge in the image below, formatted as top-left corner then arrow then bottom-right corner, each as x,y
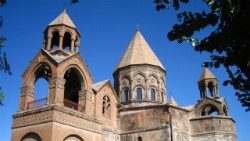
119,125 -> 169,135
190,115 -> 235,123
13,105 -> 100,124
12,105 -> 103,133
119,104 -> 166,112
191,131 -> 237,137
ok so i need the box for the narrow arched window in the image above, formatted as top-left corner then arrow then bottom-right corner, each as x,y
124,89 -> 129,102
137,87 -> 143,100
138,136 -> 142,141
151,89 -> 156,101
102,96 -> 111,117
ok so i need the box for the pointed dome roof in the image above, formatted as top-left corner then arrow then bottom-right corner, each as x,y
199,67 -> 216,81
116,31 -> 165,70
49,10 -> 76,28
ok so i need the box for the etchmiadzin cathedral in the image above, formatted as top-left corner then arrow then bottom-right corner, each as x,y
11,10 -> 237,141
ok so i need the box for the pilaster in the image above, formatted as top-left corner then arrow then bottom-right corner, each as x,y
19,86 -> 34,111
48,77 -> 65,106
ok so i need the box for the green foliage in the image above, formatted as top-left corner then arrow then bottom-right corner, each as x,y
0,0 -> 9,107
71,0 -> 79,4
154,0 -> 250,111
0,0 -> 10,75
0,87 -> 3,106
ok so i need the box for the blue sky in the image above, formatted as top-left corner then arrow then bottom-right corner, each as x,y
0,0 -> 249,140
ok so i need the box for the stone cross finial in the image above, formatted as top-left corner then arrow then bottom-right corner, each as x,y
136,25 -> 140,31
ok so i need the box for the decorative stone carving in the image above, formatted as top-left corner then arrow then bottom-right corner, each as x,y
48,77 -> 65,106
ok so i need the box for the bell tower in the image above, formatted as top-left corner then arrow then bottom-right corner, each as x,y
190,67 -> 237,141
11,10 -> 103,141
196,67 -> 227,116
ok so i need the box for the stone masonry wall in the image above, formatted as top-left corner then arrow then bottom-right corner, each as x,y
190,116 -> 237,141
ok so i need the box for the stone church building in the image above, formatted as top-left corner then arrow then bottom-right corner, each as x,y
11,10 -> 237,141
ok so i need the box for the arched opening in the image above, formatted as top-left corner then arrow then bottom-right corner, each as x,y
64,68 -> 82,110
151,88 -> 156,101
102,95 -> 111,117
208,82 -> 214,97
136,87 -> 143,100
201,105 -> 220,116
27,63 -> 51,109
123,88 -> 129,102
138,136 -> 142,141
63,32 -> 72,51
51,31 -> 60,50
34,78 -> 48,100
21,132 -> 42,141
64,135 -> 83,141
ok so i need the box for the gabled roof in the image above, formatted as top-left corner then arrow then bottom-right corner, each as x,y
92,80 -> 109,92
48,10 -> 77,28
199,67 -> 216,81
116,31 -> 165,70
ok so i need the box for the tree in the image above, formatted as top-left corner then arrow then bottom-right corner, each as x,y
0,0 -> 10,106
154,0 -> 250,111
0,87 -> 3,105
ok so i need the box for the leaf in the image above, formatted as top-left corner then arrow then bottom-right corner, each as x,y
173,0 -> 180,10
0,88 -> 4,106
71,0 -> 79,4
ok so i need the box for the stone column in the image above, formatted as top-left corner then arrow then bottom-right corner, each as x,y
59,35 -> 63,50
84,89 -> 95,116
214,85 -> 220,98
78,89 -> 86,112
19,86 -> 34,111
215,88 -> 220,98
130,80 -> 136,101
48,77 -> 65,106
46,35 -> 52,50
144,78 -> 148,101
70,38 -> 75,52
205,86 -> 209,97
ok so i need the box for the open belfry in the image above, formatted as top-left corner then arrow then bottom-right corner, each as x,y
11,10 -> 237,141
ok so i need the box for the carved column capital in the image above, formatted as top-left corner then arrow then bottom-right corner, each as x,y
49,77 -> 65,89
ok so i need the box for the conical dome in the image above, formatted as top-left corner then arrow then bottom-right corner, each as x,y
48,9 -> 77,28
116,31 -> 165,70
199,67 -> 216,81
